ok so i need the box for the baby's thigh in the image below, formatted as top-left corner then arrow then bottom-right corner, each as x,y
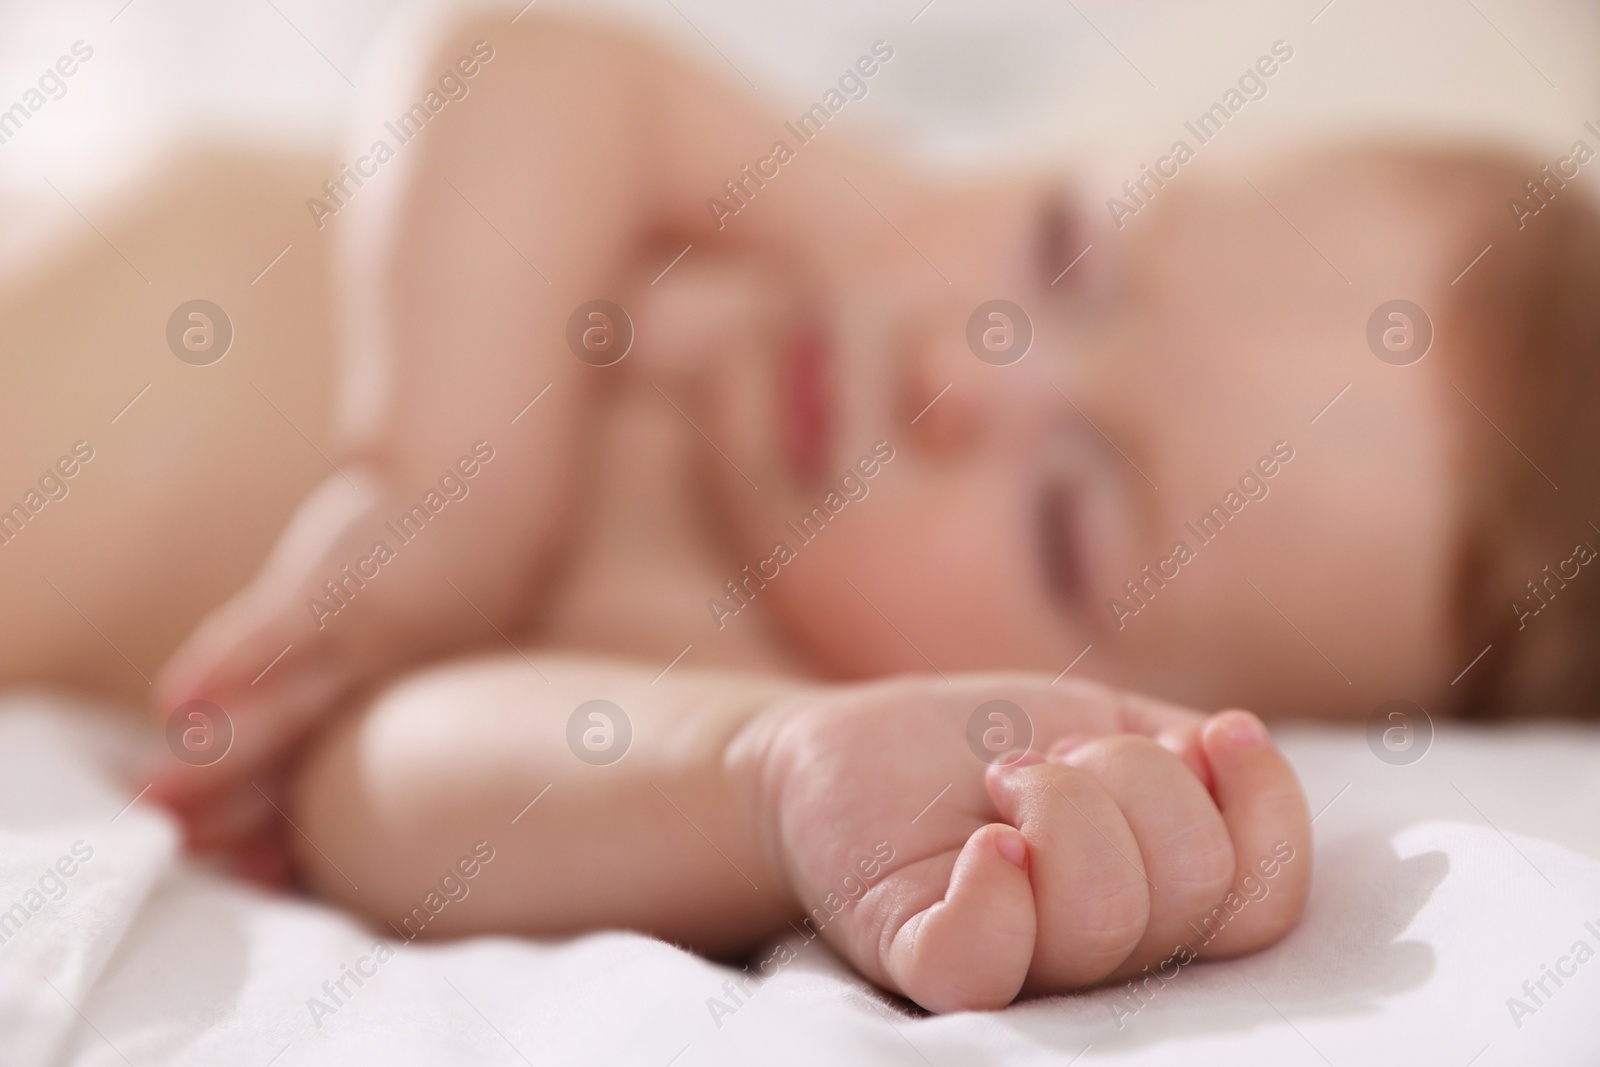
289,652 -> 579,936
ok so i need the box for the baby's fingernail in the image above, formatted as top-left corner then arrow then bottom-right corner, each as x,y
1213,710 -> 1271,750
1045,736 -> 1090,762
992,827 -> 1028,870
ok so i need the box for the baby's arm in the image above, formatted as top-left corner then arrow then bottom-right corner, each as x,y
288,655 -> 808,954
288,660 -> 1312,1010
151,15 -> 879,841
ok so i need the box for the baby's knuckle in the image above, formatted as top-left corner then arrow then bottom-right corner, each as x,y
1067,866 -> 1150,954
1102,883 -> 1154,943
1097,733 -> 1166,766
1159,823 -> 1236,890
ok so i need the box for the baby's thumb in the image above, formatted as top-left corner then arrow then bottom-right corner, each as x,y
883,823 -> 1036,1012
1193,710 -> 1313,959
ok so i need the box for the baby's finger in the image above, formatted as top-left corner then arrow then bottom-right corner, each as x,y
146,662 -> 347,809
173,780 -> 277,851
985,760 -> 1150,993
1108,689 -> 1214,790
155,582 -> 316,716
1051,736 -> 1236,980
1189,710 -> 1312,960
153,472 -> 378,729
847,825 -> 1037,1013
170,756 -> 299,853
631,251 -> 791,372
1033,679 -> 1212,789
223,820 -> 298,889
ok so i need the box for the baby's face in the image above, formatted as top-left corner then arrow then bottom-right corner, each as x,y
705,165 -> 1468,719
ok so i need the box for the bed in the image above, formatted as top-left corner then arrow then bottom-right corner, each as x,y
3,693 -> 1599,1065
3,1 -> 1599,1063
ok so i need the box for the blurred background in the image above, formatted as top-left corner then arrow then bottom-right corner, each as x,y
0,0 -> 1596,700
3,0 -> 1598,263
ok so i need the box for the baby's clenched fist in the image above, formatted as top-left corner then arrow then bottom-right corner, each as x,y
751,675 -> 1312,1012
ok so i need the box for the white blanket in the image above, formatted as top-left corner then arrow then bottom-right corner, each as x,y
2,691 -> 1598,1066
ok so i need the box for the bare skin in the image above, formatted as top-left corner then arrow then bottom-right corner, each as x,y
1,13 -> 1499,1012
290,657 -> 1308,1012
0,152 -> 336,699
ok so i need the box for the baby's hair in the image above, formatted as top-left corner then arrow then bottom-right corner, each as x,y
1430,147 -> 1600,719
1207,143 -> 1599,719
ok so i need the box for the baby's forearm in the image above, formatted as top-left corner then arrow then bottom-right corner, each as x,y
327,19 -> 656,627
289,655 -> 810,955
319,14 -> 891,633
149,14 -> 918,845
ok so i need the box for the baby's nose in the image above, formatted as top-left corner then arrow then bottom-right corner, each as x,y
896,292 -> 1017,456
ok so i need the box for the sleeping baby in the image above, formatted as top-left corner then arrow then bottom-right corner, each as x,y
146,12 -> 1600,1012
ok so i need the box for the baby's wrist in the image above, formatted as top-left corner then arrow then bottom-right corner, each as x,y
723,688 -> 832,919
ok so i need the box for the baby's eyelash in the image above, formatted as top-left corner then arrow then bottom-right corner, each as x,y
1037,480 -> 1085,607
1034,197 -> 1080,289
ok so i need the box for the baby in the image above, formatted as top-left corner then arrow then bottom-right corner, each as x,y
142,13 -> 1600,1012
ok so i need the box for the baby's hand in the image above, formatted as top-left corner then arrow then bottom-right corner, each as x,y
756,676 -> 1311,1012
150,476 -> 452,852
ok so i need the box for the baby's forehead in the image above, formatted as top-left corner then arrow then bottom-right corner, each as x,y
1126,149 -> 1504,302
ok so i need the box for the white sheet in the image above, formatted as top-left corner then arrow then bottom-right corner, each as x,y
3,691 -> 1598,1066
